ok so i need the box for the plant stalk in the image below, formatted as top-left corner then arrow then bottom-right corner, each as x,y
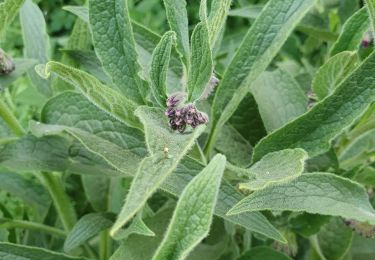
0,98 -> 25,136
0,218 -> 67,237
37,172 -> 77,232
99,230 -> 111,260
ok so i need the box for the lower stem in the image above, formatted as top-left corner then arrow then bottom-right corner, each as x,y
0,98 -> 25,136
37,172 -> 77,232
0,219 -> 67,237
99,230 -> 111,260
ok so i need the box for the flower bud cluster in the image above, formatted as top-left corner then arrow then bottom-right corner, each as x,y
165,94 -> 208,133
0,48 -> 15,75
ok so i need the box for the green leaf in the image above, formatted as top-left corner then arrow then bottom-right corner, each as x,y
354,167 -> 375,187
110,107 -> 205,236
113,214 -> 155,240
238,149 -> 308,191
0,171 -> 51,220
215,125 -> 252,168
30,121 -> 142,176
229,93 -> 267,146
162,0 -> 190,62
64,213 -> 115,252
0,0 -> 24,38
152,154 -> 226,260
251,69 -> 308,132
207,0 -> 232,47
20,0 -> 52,97
316,217 -> 353,260
365,0 -> 375,31
0,135 -> 120,176
312,51 -> 359,100
109,208 -> 174,260
150,31 -> 176,107
228,172 -> 375,225
209,0 -> 316,152
0,58 -> 36,89
89,0 -> 146,103
252,51 -> 375,162
187,22 -> 213,102
41,91 -> 147,158
330,7 -> 370,56
238,246 -> 292,260
36,61 -> 141,129
82,175 -> 110,212
162,157 -> 285,243
63,5 -> 88,22
61,50 -> 112,85
339,129 -> 375,168
0,242 -> 84,260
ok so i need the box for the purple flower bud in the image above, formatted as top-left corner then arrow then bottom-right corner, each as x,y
0,48 -> 15,75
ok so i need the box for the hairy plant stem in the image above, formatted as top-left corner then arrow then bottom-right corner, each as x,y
0,98 -> 25,136
37,172 -> 77,232
0,218 -> 67,237
99,230 -> 111,260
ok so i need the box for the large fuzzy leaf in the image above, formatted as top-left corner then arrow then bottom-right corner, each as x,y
228,173 -> 375,225
187,22 -> 213,102
208,0 -> 316,153
252,51 -> 375,162
89,0 -> 146,103
110,107 -> 205,236
330,7 -> 370,56
36,61 -> 141,129
20,0 -> 52,96
152,154 -> 226,260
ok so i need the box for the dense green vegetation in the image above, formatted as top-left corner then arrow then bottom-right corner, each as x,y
0,0 -> 374,259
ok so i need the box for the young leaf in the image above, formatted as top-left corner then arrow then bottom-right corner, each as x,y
113,214 -> 155,241
316,217 -> 353,260
110,107 -> 205,236
152,154 -> 226,260
330,8 -> 370,56
238,149 -> 308,191
0,242 -> 84,260
36,61 -> 141,129
251,70 -> 308,132
207,0 -> 232,48
150,31 -> 176,107
227,172 -> 375,225
20,0 -> 52,97
162,0 -> 190,62
162,157 -> 285,243
89,0 -> 146,103
0,0 -> 24,38
252,51 -> 375,162
187,22 -> 213,102
209,0 -> 316,153
312,51 -> 359,100
64,213 -> 115,252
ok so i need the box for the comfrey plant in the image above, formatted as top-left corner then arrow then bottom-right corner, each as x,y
0,0 -> 375,259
